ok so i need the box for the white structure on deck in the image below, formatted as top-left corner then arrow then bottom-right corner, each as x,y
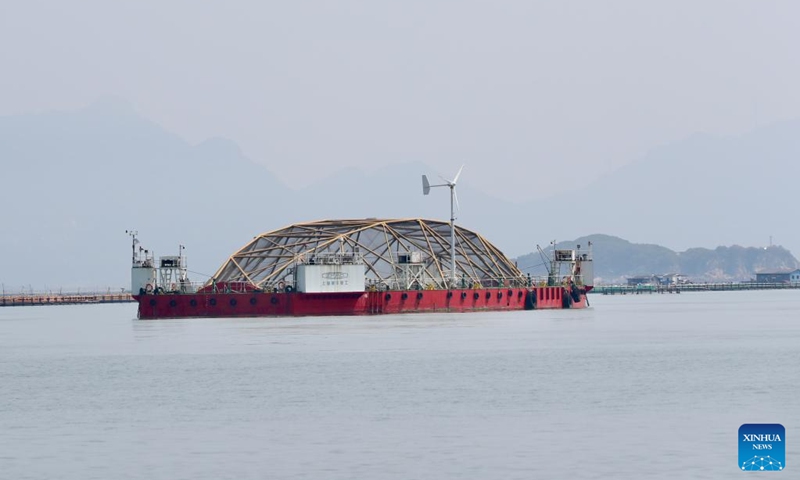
127,231 -> 192,294
127,230 -> 156,295
295,253 -> 366,293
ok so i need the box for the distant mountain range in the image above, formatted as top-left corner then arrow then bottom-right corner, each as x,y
514,234 -> 800,284
2,99 -> 799,289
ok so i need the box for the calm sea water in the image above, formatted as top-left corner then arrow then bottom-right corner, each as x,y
1,290 -> 798,479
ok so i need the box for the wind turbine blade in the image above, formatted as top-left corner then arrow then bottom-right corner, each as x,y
422,175 -> 431,195
452,164 -> 464,185
454,188 -> 460,211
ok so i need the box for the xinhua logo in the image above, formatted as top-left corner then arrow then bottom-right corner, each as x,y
739,424 -> 785,471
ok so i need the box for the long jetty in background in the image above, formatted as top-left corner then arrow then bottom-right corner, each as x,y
1,292 -> 135,307
3,283 -> 798,305
593,282 -> 800,295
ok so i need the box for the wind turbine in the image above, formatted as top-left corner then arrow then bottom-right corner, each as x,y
422,165 -> 464,285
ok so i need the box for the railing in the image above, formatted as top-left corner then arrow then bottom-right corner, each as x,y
164,274 -> 592,296
371,275 -> 576,292
1,291 -> 135,306
298,252 -> 363,265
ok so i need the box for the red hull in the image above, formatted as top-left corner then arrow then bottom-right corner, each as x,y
135,286 -> 590,319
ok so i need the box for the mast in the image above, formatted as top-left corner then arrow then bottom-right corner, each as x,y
449,183 -> 456,284
126,230 -> 138,265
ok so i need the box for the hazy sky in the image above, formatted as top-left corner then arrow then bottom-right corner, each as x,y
2,0 -> 799,201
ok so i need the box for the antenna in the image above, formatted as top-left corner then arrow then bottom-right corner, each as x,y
421,165 -> 464,284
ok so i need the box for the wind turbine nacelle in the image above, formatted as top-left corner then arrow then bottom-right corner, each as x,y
422,175 -> 431,195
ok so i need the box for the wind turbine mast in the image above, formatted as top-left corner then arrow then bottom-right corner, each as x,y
421,165 -> 464,285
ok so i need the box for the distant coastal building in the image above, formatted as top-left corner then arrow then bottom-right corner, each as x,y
627,275 -> 656,286
755,269 -> 800,284
659,273 -> 688,285
626,273 -> 688,286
